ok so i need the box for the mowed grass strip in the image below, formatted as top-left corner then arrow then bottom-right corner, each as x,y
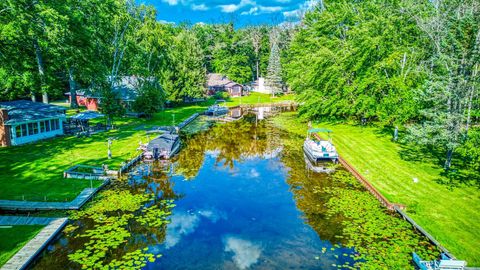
274,113 -> 480,266
0,225 -> 44,267
0,104 -> 209,202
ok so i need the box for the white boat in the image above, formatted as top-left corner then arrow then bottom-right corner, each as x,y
413,252 -> 466,270
304,154 -> 335,173
303,128 -> 338,163
206,100 -> 229,116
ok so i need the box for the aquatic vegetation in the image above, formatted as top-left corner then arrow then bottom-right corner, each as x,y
322,171 -> 439,269
66,190 -> 174,269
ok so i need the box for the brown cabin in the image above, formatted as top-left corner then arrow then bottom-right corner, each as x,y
207,73 -> 244,97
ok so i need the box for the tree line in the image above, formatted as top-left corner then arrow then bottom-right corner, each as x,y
284,0 -> 479,175
0,0 -> 286,111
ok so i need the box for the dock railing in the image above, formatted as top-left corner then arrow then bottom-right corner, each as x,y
312,133 -> 473,263
313,133 -> 405,211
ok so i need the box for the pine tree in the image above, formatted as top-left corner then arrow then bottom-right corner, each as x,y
266,28 -> 283,96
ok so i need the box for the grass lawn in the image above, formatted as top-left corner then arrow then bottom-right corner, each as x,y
0,225 -> 44,267
274,112 -> 480,266
0,103 -> 210,202
224,92 -> 295,107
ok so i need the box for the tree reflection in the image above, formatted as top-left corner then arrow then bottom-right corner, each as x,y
277,130 -> 348,245
175,114 -> 283,178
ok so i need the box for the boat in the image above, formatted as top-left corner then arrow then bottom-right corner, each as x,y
145,133 -> 181,160
304,154 -> 335,173
413,252 -> 466,270
206,100 -> 229,116
303,128 -> 338,163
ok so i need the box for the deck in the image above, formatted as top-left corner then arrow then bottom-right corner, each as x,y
0,180 -> 108,211
1,217 -> 68,270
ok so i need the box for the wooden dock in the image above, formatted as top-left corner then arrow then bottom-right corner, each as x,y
1,217 -> 68,270
176,113 -> 200,129
313,133 -> 404,211
0,180 -> 108,211
393,206 -> 456,259
0,216 -> 58,226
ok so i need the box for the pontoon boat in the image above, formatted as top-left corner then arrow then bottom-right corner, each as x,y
303,128 -> 338,163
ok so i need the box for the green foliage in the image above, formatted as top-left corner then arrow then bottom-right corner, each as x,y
273,112 -> 480,265
67,190 -> 174,269
132,80 -> 165,116
98,84 -> 126,123
284,0 -> 427,124
0,225 -> 44,267
266,27 -> 284,94
162,28 -> 206,103
323,171 -> 438,269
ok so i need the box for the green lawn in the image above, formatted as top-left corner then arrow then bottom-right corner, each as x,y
0,103 -> 209,202
224,92 -> 295,107
0,225 -> 44,266
274,112 -> 480,266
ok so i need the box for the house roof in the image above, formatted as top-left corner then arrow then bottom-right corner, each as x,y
147,133 -> 179,151
66,76 -> 158,101
0,100 -> 66,125
207,73 -> 243,88
224,81 -> 242,88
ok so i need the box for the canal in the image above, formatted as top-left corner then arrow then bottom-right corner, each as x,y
32,111 -> 438,269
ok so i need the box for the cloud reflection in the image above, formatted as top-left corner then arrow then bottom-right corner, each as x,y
164,212 -> 200,249
165,208 -> 227,249
224,236 -> 262,269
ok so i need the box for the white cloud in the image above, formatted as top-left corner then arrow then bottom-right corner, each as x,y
161,0 -> 179,5
224,236 -> 262,269
282,0 -> 321,20
283,9 -> 300,18
303,0 -> 321,10
241,5 -> 283,15
191,3 -> 209,11
218,0 -> 255,13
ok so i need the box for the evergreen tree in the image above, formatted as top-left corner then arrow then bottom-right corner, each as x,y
162,29 -> 206,103
266,28 -> 283,96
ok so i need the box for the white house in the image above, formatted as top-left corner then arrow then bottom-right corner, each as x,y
0,100 -> 66,146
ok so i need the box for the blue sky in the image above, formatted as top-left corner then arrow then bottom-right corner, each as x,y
139,0 -> 320,26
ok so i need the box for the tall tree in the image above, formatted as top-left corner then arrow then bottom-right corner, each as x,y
406,0 -> 480,170
162,29 -> 206,102
284,0 -> 426,122
266,27 -> 283,96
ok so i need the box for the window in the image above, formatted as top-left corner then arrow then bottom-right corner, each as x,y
28,123 -> 34,135
15,126 -> 22,138
40,121 -> 45,133
21,124 -> 27,137
45,120 -> 50,132
56,119 -> 60,130
50,119 -> 56,130
32,122 -> 39,134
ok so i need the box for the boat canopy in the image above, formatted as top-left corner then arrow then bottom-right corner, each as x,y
308,128 -> 332,134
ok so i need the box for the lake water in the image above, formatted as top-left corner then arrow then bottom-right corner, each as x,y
32,111 -> 435,269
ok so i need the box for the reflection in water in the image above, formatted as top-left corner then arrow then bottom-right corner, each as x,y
164,212 -> 200,249
33,110 -> 434,269
224,236 -> 262,270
